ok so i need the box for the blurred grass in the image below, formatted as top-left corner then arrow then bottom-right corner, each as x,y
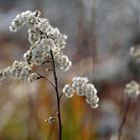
0,80 -> 98,140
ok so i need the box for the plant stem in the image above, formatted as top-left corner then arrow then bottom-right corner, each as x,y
50,50 -> 62,140
37,74 -> 56,88
118,98 -> 131,140
59,92 -> 63,101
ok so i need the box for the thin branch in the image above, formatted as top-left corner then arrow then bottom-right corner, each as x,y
37,74 -> 56,88
50,50 -> 62,140
44,78 -> 56,88
118,98 -> 131,140
59,92 -> 63,101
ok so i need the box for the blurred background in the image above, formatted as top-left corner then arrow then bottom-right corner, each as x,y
0,0 -> 140,139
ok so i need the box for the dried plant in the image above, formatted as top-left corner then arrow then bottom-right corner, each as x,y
0,10 -> 99,140
118,47 -> 140,140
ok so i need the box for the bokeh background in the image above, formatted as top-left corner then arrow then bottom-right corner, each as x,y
0,0 -> 140,140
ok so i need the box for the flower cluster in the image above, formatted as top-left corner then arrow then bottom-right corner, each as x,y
9,10 -> 35,32
130,46 -> 140,61
124,80 -> 140,99
62,77 -> 99,109
0,61 -> 38,82
10,10 -> 72,71
23,41 -> 51,65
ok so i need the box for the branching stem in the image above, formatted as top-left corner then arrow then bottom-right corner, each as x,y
37,74 -> 56,88
59,92 -> 63,101
50,50 -> 62,140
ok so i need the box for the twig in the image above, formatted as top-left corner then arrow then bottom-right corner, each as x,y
37,74 -> 56,88
44,77 -> 56,88
50,50 -> 62,140
59,92 -> 63,101
118,98 -> 131,140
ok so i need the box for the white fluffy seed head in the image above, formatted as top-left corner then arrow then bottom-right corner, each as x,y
10,10 -> 32,32
9,26 -> 17,32
86,96 -> 99,105
62,84 -> 74,98
85,83 -> 97,94
62,77 -> 99,109
85,91 -> 96,99
41,38 -> 51,52
124,80 -> 140,99
130,46 -> 140,61
72,77 -> 89,90
23,50 -> 32,64
60,60 -> 72,71
28,29 -> 41,44
76,87 -> 85,96
10,10 -> 71,71
28,73 -> 38,82
72,77 -> 88,84
91,104 -> 99,109
0,61 -> 38,82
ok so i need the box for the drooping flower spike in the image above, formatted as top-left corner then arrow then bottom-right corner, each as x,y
62,77 -> 99,109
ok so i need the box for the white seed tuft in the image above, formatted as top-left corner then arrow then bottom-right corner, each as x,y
62,77 -> 99,109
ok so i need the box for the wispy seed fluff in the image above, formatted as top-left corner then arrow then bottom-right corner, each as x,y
10,10 -> 71,71
130,46 -> 140,61
62,77 -> 99,109
124,80 -> 140,99
0,61 -> 38,82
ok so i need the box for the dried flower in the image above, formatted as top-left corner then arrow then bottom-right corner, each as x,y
9,10 -> 33,32
124,80 -> 140,99
28,73 -> 39,82
62,77 -> 99,109
0,61 -> 38,82
62,84 -> 74,98
130,46 -> 140,61
10,10 -> 71,71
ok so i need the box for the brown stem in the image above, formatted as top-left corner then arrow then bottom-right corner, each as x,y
59,92 -> 63,101
118,98 -> 131,140
50,50 -> 62,140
